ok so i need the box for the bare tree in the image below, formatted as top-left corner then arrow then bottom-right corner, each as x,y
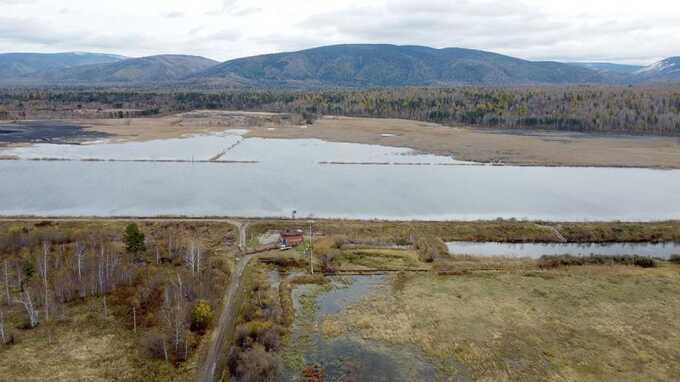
16,289 -> 39,328
3,259 -> 10,305
75,242 -> 86,298
160,274 -> 190,360
184,240 -> 201,275
75,241 -> 84,282
0,309 -> 6,344
39,241 -> 50,322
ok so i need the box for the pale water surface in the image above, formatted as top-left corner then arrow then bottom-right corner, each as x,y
1,160 -> 680,220
447,242 -> 680,259
1,136 -> 680,220
2,134 -> 465,164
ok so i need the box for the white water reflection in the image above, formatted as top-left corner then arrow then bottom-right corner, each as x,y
1,160 -> 680,220
2,134 -> 464,164
2,133 -> 241,161
447,242 -> 680,259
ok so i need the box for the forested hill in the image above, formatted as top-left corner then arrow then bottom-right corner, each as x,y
3,87 -> 680,135
0,52 -> 125,79
1,45 -> 679,87
194,44 -> 605,86
34,55 -> 218,84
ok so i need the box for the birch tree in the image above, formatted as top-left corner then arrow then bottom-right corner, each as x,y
0,310 -> 6,344
16,289 -> 39,328
3,259 -> 10,305
39,241 -> 50,322
184,240 -> 202,275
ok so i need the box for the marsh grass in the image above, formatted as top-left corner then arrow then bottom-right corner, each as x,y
324,265 -> 680,381
248,220 -> 565,246
538,254 -> 658,269
333,248 -> 425,270
0,299 -> 185,381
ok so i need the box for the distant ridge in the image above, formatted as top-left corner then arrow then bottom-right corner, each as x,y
0,52 -> 125,79
194,44 -> 605,87
0,45 -> 678,87
634,57 -> 680,82
35,55 -> 219,83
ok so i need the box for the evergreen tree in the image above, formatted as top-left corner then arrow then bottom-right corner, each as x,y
125,223 -> 146,254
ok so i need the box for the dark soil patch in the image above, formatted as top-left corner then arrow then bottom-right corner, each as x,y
0,121 -> 110,144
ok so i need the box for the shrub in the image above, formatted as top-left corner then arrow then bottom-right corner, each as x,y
391,271 -> 413,292
124,223 -> 146,254
634,257 -> 657,268
414,236 -> 448,263
395,237 -> 412,246
142,329 -> 169,361
670,255 -> 680,264
302,365 -> 324,382
228,344 -> 278,382
319,249 -> 340,273
191,300 -> 213,332
538,255 -> 657,269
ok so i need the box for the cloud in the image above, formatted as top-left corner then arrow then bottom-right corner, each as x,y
292,0 -> 680,63
204,28 -> 242,42
164,11 -> 184,18
0,0 -> 679,64
0,16 -> 162,55
0,0 -> 37,4
232,7 -> 261,17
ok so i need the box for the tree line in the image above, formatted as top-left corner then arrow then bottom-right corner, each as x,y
2,86 -> 680,135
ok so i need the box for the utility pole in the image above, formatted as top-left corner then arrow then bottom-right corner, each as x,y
309,223 -> 314,275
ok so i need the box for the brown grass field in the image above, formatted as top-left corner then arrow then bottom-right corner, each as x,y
324,263 -> 680,381
2,219 -> 680,381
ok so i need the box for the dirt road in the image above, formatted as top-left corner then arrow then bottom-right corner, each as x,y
198,252 -> 254,382
199,219 -> 251,382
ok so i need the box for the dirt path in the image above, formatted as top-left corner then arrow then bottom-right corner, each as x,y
198,219 -> 252,382
226,220 -> 249,252
198,253 -> 254,382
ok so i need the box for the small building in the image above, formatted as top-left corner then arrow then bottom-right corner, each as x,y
280,229 -> 305,247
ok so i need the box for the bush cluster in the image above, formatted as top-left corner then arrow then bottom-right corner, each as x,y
414,236 -> 449,263
227,269 -> 284,382
538,255 -> 657,269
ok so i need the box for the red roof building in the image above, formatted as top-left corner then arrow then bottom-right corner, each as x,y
280,230 -> 305,247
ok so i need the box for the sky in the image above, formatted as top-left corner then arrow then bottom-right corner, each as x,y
1,0 -> 679,65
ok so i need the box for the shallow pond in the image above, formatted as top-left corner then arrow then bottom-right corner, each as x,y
280,275 -> 441,381
447,241 -> 680,259
2,134 -> 465,164
1,159 -> 680,220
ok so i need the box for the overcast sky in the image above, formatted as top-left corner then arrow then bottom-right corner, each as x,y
1,0 -> 679,65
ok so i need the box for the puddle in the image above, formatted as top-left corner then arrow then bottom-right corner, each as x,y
280,275 -> 442,381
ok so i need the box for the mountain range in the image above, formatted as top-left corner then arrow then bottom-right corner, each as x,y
0,45 -> 678,87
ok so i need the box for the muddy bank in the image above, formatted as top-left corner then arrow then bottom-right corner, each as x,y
0,121 -> 110,145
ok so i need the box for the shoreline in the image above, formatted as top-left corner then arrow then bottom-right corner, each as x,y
2,112 -> 680,169
3,156 -> 679,169
1,217 -> 679,244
